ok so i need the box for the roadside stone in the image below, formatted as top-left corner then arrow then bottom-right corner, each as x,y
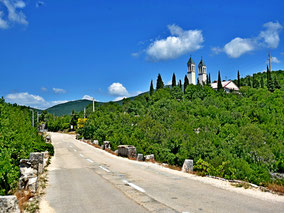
42,151 -> 49,167
76,134 -> 80,139
115,150 -> 118,155
0,196 -> 20,213
182,159 -> 194,173
137,153 -> 144,161
104,141 -> 111,149
45,135 -> 51,143
92,140 -> 99,145
145,154 -> 154,161
27,177 -> 38,193
30,152 -> 44,174
118,145 -> 137,158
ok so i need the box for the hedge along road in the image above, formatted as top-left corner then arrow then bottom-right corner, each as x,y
40,133 -> 284,213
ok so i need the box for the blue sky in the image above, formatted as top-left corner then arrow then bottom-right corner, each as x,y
0,0 -> 283,109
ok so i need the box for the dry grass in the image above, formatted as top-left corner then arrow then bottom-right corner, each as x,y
267,184 -> 284,195
15,190 -> 34,212
163,164 -> 182,171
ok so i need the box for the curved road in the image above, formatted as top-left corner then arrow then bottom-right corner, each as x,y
40,133 -> 284,213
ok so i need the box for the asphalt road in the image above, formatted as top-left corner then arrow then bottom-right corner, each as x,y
41,133 -> 284,213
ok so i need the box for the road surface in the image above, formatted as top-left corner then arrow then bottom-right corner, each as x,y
40,133 -> 284,213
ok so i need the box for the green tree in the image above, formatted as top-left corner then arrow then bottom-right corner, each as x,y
274,76 -> 281,89
217,71 -> 223,91
247,76 -> 252,87
260,76 -> 264,88
267,66 -> 274,92
172,73 -> 176,88
237,70 -> 240,88
208,73 -> 211,84
156,74 -> 164,90
252,74 -> 259,88
150,80 -> 154,96
184,75 -> 189,93
178,80 -> 182,89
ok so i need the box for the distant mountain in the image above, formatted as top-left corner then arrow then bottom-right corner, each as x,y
46,99 -> 94,116
45,92 -> 148,116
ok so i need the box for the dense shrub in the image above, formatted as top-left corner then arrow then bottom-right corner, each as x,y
0,100 -> 53,195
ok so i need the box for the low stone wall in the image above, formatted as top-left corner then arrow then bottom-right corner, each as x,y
0,196 -> 20,213
117,145 -> 137,158
19,152 -> 49,193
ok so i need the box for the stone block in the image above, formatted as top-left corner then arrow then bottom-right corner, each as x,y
92,140 -> 99,145
137,153 -> 144,161
103,141 -> 111,149
42,151 -> 49,167
117,145 -> 137,158
182,159 -> 194,173
30,152 -> 44,174
0,196 -> 20,213
145,154 -> 154,161
27,177 -> 38,193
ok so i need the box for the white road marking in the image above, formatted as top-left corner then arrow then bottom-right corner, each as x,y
86,159 -> 94,163
122,180 -> 145,193
73,149 -> 77,152
99,165 -> 110,173
80,154 -> 84,158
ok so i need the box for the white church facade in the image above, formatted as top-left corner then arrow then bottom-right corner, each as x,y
187,56 -> 239,92
187,56 -> 207,85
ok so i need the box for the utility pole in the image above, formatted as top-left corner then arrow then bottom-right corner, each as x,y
30,109 -> 34,127
93,98 -> 95,112
268,51 -> 271,71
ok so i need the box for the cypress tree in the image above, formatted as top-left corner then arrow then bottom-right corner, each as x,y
172,73 -> 176,88
252,75 -> 259,88
247,77 -> 251,87
209,73 -> 211,84
178,80 -> 182,89
260,76 -> 264,88
206,74 -> 209,85
266,66 -> 274,92
237,70 -> 240,88
217,71 -> 223,91
156,74 -> 164,90
150,80 -> 154,96
274,76 -> 281,89
184,75 -> 189,93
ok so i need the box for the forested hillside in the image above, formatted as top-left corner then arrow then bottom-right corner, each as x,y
75,71 -> 284,186
0,98 -> 53,195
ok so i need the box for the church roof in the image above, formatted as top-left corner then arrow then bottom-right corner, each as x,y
199,58 -> 206,66
187,56 -> 195,65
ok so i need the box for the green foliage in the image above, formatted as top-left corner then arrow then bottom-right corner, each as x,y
172,73 -> 176,87
50,71 -> 284,186
184,75 -> 189,93
217,71 -> 223,91
0,101 -> 53,195
156,73 -> 164,90
150,80 -> 154,96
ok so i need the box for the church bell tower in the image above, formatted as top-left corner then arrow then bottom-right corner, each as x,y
198,57 -> 207,85
187,56 -> 196,85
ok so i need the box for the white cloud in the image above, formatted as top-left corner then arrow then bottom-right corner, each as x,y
113,96 -> 127,102
108,82 -> 128,96
271,56 -> 280,63
82,95 -> 98,101
6,92 -> 45,106
131,52 -> 139,57
41,87 -> 47,92
258,22 -> 282,48
53,88 -> 66,94
224,38 -> 255,58
146,24 -> 204,61
36,1 -> 44,8
0,11 -> 8,29
51,100 -> 68,105
5,92 -> 71,109
212,21 -> 282,58
0,0 -> 28,29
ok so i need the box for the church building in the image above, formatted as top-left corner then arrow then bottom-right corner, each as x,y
187,56 -> 207,85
